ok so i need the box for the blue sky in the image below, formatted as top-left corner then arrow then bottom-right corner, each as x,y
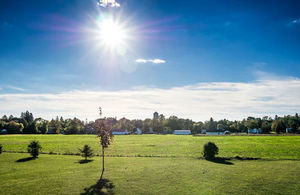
0,0 -> 300,120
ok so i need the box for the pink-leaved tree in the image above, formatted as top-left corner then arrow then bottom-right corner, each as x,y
94,107 -> 114,180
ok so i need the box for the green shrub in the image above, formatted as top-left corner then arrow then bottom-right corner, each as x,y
27,140 -> 42,158
79,144 -> 94,160
203,142 -> 218,160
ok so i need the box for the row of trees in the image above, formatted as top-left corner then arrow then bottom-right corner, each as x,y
1,111 -> 300,134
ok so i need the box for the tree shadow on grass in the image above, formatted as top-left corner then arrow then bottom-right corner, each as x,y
78,159 -> 94,164
234,156 -> 260,161
81,178 -> 114,195
16,157 -> 35,163
207,157 -> 234,165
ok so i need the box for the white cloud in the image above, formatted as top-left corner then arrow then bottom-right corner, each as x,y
136,59 -> 148,63
136,59 -> 166,64
97,0 -> 120,7
151,59 -> 166,64
1,78 -> 300,121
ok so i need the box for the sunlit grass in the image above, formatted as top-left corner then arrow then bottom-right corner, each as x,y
0,153 -> 299,194
0,135 -> 299,159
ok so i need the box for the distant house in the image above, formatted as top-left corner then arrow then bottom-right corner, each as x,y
286,128 -> 293,133
112,129 -> 129,135
203,129 -> 225,135
248,128 -> 262,134
136,128 -> 142,134
47,127 -> 54,134
149,127 -> 154,134
0,129 -> 7,134
173,130 -> 191,135
286,128 -> 300,134
163,129 -> 170,134
224,130 -> 231,135
86,127 -> 95,134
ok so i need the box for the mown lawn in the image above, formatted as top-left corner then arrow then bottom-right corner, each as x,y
0,135 -> 300,194
0,153 -> 299,195
0,134 -> 300,159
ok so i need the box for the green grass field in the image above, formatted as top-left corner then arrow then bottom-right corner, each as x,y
0,135 -> 300,194
1,134 -> 300,159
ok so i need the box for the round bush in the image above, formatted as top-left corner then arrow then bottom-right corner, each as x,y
27,140 -> 42,158
203,142 -> 219,160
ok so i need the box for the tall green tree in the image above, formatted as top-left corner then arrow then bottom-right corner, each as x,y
49,118 -> 61,134
271,119 -> 286,133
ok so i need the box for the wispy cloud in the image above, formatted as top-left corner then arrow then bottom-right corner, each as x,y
97,0 -> 120,7
1,78 -> 300,121
288,18 -> 300,26
249,62 -> 295,81
136,59 -> 166,64
6,85 -> 26,92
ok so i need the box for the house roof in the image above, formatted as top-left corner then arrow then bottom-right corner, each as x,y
174,130 -> 191,132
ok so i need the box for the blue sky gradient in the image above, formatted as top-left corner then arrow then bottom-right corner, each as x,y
0,0 -> 300,120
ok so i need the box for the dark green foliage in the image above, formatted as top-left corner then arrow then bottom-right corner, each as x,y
21,111 -> 34,125
0,144 -> 2,154
23,122 -> 38,134
203,142 -> 219,160
64,118 -> 85,134
34,118 -> 49,134
205,117 -> 217,131
27,140 -> 42,158
1,111 -> 300,135
271,119 -> 286,133
1,115 -> 8,122
21,111 -> 35,133
6,121 -> 24,134
49,117 -> 62,134
79,145 -> 94,160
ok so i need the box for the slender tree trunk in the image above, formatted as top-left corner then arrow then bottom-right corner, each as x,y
100,146 -> 105,180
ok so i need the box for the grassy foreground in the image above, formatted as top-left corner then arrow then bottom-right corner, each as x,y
1,153 -> 300,195
0,134 -> 300,159
0,135 -> 300,194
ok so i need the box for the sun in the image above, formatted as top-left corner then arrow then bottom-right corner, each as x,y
85,13 -> 133,56
97,18 -> 126,48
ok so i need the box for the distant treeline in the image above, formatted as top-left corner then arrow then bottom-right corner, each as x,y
0,111 -> 300,134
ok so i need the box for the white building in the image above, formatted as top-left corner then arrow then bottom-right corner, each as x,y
203,129 -> 225,135
149,127 -> 154,134
0,129 -> 7,134
112,129 -> 129,135
248,128 -> 262,134
173,130 -> 191,135
136,128 -> 142,134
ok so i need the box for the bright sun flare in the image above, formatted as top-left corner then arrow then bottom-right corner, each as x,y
98,19 -> 126,47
